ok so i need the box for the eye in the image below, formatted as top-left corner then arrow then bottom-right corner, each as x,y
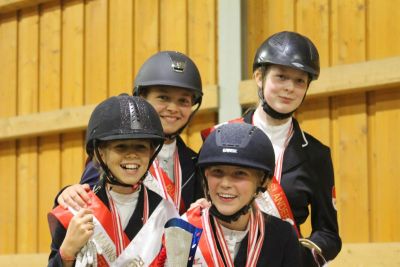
276,74 -> 286,81
178,97 -> 192,107
296,78 -> 306,85
208,168 -> 224,178
157,94 -> 169,101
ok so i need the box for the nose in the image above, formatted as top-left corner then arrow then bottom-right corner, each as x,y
125,147 -> 138,158
219,176 -> 232,189
166,100 -> 179,112
284,80 -> 295,92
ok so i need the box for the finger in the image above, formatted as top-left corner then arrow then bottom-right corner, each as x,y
75,185 -> 92,205
70,192 -> 89,209
57,195 -> 69,209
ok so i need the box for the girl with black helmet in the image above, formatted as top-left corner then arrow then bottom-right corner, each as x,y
179,123 -> 301,266
202,31 -> 341,266
48,95 -> 178,266
57,51 -> 204,215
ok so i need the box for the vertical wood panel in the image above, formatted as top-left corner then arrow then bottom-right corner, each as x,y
0,12 -> 17,254
187,0 -> 217,151
38,0 -> 61,252
160,0 -> 187,52
296,0 -> 330,67
61,0 -> 85,187
367,0 -> 400,60
332,94 -> 369,242
367,0 -> 400,242
331,0 -> 368,242
109,0 -> 133,96
17,7 -> 39,252
368,90 -> 400,242
133,0 -> 159,75
85,0 -> 108,104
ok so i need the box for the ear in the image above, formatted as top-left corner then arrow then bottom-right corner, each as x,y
97,146 -> 107,162
261,174 -> 272,190
253,68 -> 264,89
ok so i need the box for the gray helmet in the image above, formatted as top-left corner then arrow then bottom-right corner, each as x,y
86,94 -> 164,158
198,123 -> 275,178
253,31 -> 320,80
133,51 -> 203,105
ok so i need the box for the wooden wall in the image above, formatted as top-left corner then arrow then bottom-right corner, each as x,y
0,0 -> 217,254
0,0 -> 399,257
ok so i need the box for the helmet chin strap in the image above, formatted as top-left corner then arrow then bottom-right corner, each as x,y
93,140 -> 156,189
209,198 -> 254,223
258,87 -> 294,120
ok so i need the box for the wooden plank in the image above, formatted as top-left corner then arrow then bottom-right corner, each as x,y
367,0 -> 400,242
330,242 -> 400,267
0,105 -> 95,140
0,11 -> 17,254
0,253 -> 48,267
368,89 -> 400,242
331,0 -> 368,242
109,0 -> 133,96
332,93 -> 369,242
160,0 -> 187,52
37,0 -> 61,252
133,0 -> 159,75
296,0 -> 330,67
187,0 -> 217,149
0,84 -> 217,140
239,56 -> 400,106
61,0 -> 85,187
84,0 -> 108,104
188,0 -> 216,86
0,0 -> 53,13
17,7 -> 39,252
368,1 -> 400,60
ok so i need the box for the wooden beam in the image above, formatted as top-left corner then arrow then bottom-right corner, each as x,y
0,0 -> 54,14
0,85 -> 218,141
240,56 -> 400,106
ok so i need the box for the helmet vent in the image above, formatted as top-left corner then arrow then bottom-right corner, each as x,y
216,124 -> 253,148
119,96 -> 145,130
270,34 -> 287,52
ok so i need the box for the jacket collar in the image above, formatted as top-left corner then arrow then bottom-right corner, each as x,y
243,110 -> 308,173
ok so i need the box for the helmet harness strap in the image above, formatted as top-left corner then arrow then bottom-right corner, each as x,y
93,139 -> 163,189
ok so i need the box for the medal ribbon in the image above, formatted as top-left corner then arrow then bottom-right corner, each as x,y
149,150 -> 184,213
202,208 -> 265,267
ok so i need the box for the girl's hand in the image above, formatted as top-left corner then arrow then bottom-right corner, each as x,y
60,208 -> 95,259
58,184 -> 91,210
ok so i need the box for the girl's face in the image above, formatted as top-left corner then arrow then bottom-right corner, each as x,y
205,165 -> 263,216
99,139 -> 154,186
144,87 -> 194,136
255,65 -> 309,114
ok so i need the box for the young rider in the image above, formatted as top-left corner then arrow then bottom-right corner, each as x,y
183,123 -> 301,266
48,95 -> 178,266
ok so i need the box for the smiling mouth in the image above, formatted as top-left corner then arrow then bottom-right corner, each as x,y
121,164 -> 139,170
217,193 -> 236,200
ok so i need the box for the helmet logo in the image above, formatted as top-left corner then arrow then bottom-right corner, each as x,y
171,60 -> 186,73
292,62 -> 304,68
168,52 -> 187,73
222,148 -> 237,153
